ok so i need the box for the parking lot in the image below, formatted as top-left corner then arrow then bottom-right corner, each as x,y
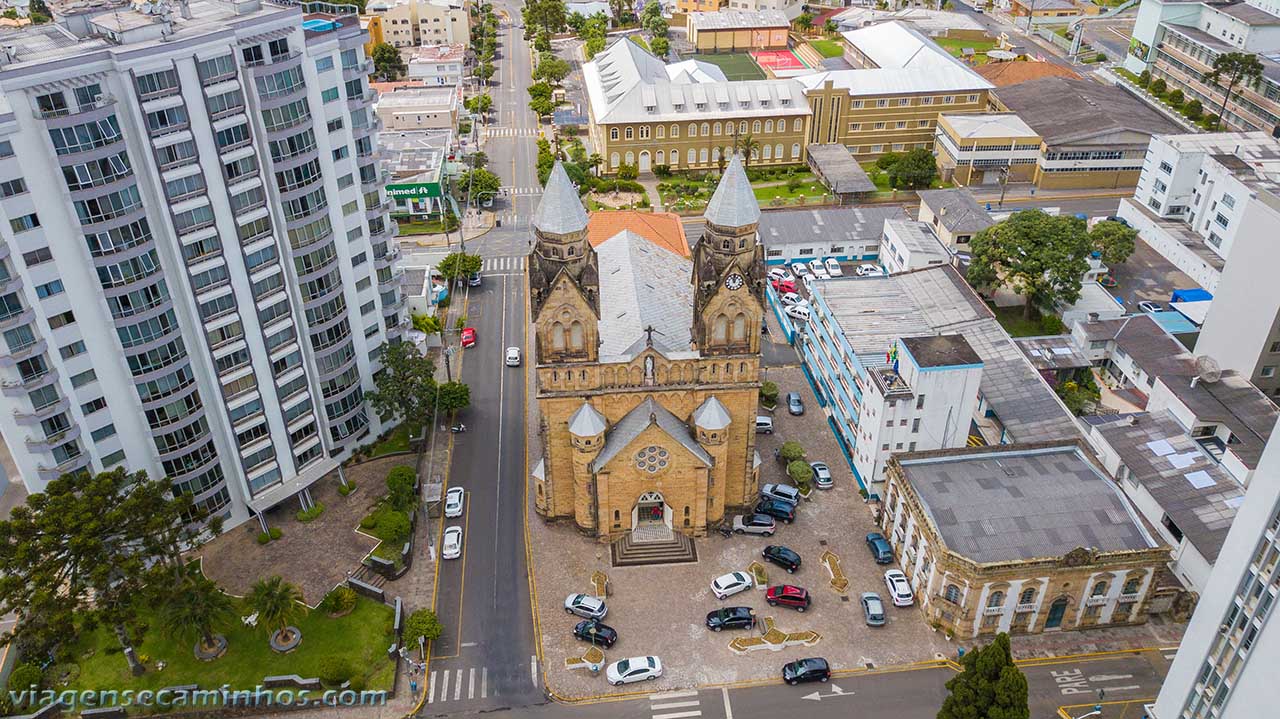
1106,235 -> 1200,313
531,365 -> 952,699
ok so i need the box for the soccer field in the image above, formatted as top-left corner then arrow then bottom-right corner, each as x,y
697,53 -> 766,81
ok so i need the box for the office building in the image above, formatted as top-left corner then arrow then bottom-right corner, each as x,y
933,113 -> 1042,187
0,0 -> 403,530
374,85 -> 458,130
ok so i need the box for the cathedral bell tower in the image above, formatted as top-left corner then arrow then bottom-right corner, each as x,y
691,154 -> 765,356
528,162 -> 600,364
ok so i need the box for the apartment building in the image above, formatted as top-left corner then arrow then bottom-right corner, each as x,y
364,0 -> 469,49
407,43 -> 464,87
375,86 -> 459,130
1148,430 -> 1280,718
0,0 -> 403,530
1125,0 -> 1280,134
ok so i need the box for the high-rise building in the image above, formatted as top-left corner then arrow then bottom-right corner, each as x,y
1149,432 -> 1280,718
0,0 -> 405,530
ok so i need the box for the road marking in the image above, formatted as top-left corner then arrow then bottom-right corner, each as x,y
651,700 -> 700,710
1164,652 -> 1177,661
801,684 -> 855,701
468,667 -> 476,699
652,712 -> 701,719
453,667 -> 463,701
440,670 -> 450,702
461,642 -> 478,647
651,690 -> 700,699
531,654 -> 538,686
482,667 -> 488,698
428,671 -> 437,704
721,688 -> 733,719
1090,674 -> 1134,682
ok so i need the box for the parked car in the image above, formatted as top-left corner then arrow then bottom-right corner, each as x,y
783,304 -> 812,322
711,571 -> 754,599
505,346 -> 521,366
810,461 -> 833,489
732,513 -> 776,536
706,606 -> 756,632
807,259 -> 830,279
765,584 -> 811,611
573,619 -> 617,648
865,532 -> 894,564
1138,300 -> 1164,314
762,545 -> 802,573
884,569 -> 914,607
563,593 -> 607,619
461,327 -> 477,347
780,291 -> 807,307
790,262 -> 810,278
771,278 -> 798,294
768,267 -> 795,284
444,486 -> 465,518
606,656 -> 662,685
782,657 -> 831,685
761,483 -> 801,506
856,263 -> 884,277
1104,215 -> 1130,227
755,498 -> 796,525
442,526 -> 462,559
860,592 -> 886,626
755,416 -> 774,434
824,258 -> 843,277
468,271 -> 482,287
786,392 -> 804,416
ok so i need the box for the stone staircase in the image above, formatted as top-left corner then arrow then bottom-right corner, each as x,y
352,565 -> 388,588
610,530 -> 698,567
793,42 -> 826,71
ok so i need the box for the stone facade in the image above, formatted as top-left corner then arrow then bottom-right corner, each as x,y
600,116 -> 810,175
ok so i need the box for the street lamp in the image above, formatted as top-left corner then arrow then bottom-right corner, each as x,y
997,164 -> 1011,207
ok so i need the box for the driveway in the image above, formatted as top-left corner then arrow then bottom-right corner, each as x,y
1107,235 -> 1199,312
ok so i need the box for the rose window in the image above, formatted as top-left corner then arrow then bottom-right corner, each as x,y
634,445 -> 670,473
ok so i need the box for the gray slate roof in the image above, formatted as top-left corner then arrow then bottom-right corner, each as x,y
595,229 -> 695,358
704,155 -> 760,229
590,397 -> 713,472
817,266 -> 1081,444
806,144 -> 876,194
533,162 -> 589,236
995,77 -> 1182,146
1015,335 -> 1092,371
1092,411 -> 1242,563
902,445 -> 1157,563
1161,371 -> 1279,469
568,401 -> 609,437
758,205 -> 908,247
916,189 -> 994,235
692,395 -> 732,430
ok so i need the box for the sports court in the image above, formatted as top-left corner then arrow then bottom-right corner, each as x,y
697,52 -> 766,81
751,49 -> 811,75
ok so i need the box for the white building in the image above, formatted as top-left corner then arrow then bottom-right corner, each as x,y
375,86 -> 458,130
407,43 -> 465,87
879,219 -> 949,274
1149,429 -> 1280,719
0,0 -> 403,530
365,0 -> 469,48
725,0 -> 805,21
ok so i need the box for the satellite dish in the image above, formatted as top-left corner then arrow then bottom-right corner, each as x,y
1195,355 -> 1221,384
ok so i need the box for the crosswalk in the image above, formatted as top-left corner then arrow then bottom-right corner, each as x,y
648,690 -> 703,719
483,127 -> 542,138
482,256 -> 526,273
499,186 -> 542,196
426,666 -> 488,704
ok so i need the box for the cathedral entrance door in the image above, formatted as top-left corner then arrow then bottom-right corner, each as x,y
630,491 -> 673,543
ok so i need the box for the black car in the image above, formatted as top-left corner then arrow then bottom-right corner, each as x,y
782,657 -> 831,685
762,545 -> 802,573
754,498 -> 796,524
706,606 -> 756,632
865,532 -> 894,564
572,619 -> 617,648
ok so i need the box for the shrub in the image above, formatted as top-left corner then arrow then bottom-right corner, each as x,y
268,527 -> 282,540
404,609 -> 444,644
386,466 -> 417,511
359,514 -> 378,530
653,164 -> 672,178
638,196 -> 651,208
1184,99 -> 1203,120
382,510 -> 412,544
1150,78 -> 1167,96
297,502 -> 326,523
779,441 -> 806,464
339,482 -> 357,496
7,663 -> 43,697
875,152 -> 902,171
787,460 -> 812,487
1166,89 -> 1185,106
347,674 -> 367,692
616,163 -> 639,181
759,380 -> 779,404
321,586 -> 358,615
1040,315 -> 1066,335
318,656 -> 353,685
1137,69 -> 1151,87
786,175 -> 803,192
257,532 -> 271,544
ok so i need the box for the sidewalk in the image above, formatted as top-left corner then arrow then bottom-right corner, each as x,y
400,212 -> 495,248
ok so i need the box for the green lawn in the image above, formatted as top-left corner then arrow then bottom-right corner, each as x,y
809,40 -> 845,59
62,597 -> 396,699
932,36 -> 999,64
990,304 -> 1067,338
393,214 -> 458,236
628,34 -> 649,52
369,425 -> 411,457
753,182 -> 830,202
696,53 -> 766,81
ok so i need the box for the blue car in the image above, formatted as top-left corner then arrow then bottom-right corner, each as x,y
866,532 -> 894,564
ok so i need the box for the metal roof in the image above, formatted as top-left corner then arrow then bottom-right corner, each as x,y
759,205 -> 907,247
568,401 -> 609,437
806,144 -> 876,194
590,397 -> 714,472
595,230 -> 695,358
916,189 -> 994,235
692,396 -> 733,430
703,155 -> 760,228
532,162 -> 590,236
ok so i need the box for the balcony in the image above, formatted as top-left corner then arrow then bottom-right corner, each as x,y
378,268 -> 405,287
12,396 -> 69,425
0,338 -> 44,366
1084,595 -> 1110,607
39,94 -> 117,121
374,246 -> 401,268
0,307 -> 35,332
245,50 -> 302,69
982,605 -> 1006,616
1014,602 -> 1037,613
37,451 -> 91,480
27,425 -> 81,451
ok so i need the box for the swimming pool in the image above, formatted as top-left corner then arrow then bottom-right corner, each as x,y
301,18 -> 341,32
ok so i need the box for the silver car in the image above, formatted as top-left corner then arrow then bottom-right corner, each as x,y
860,592 -> 886,626
810,462 -> 833,489
732,513 -> 777,536
761,483 -> 801,506
564,593 -> 607,619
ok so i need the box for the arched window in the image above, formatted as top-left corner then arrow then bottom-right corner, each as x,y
713,122 -> 722,136
567,245 -> 576,256
671,124 -> 679,138
614,510 -> 620,521
656,125 -> 665,139
687,148 -> 696,165
688,123 -> 697,138
670,149 -> 679,167
944,584 -> 960,603
738,121 -> 747,134
752,120 -> 761,133
713,314 -> 728,342
791,143 -> 800,159
551,323 -> 566,351
656,150 -> 665,165
713,146 -> 721,163
764,119 -> 773,133
625,151 -> 634,165
1019,588 -> 1036,605
610,127 -> 618,140
775,143 -> 783,160
1092,581 -> 1108,596
624,126 -> 633,140
731,313 -> 746,341
722,239 -> 731,250
701,122 -> 710,136
1123,578 -> 1140,595
699,148 -> 708,164
988,591 -> 1005,608
569,321 -> 584,350
794,118 -> 803,132
611,152 -> 620,168
762,144 -> 772,159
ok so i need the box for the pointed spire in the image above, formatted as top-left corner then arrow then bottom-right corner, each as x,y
703,154 -> 759,228
533,162 -> 589,236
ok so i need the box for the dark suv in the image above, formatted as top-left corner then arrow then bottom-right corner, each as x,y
865,532 -> 894,564
782,657 -> 830,685
762,545 -> 802,573
705,606 -> 756,632
572,619 -> 617,648
754,498 -> 796,524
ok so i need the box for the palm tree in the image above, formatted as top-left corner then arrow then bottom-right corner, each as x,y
1203,52 -> 1264,130
587,153 -> 603,176
248,576 -> 308,646
161,576 -> 236,658
738,134 -> 760,170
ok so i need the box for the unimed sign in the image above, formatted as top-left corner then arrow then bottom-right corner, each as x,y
385,183 -> 440,200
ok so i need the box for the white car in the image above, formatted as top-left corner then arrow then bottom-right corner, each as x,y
784,304 -> 811,322
505,346 -> 522,366
808,259 -> 830,279
606,656 -> 662,686
711,571 -> 754,599
444,487 -> 465,518
767,267 -> 795,284
824,258 -> 843,277
564,593 -> 608,619
884,569 -> 914,607
856,263 -> 885,277
779,291 -> 807,307
790,262 -> 810,278
442,526 -> 462,560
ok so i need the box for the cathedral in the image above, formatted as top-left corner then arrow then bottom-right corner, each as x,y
528,155 -> 765,542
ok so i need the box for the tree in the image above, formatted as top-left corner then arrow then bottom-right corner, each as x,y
1203,52 -> 1264,129
937,633 -> 1029,719
616,163 -> 639,180
437,251 -> 483,280
0,469 -> 194,675
650,36 -> 670,57
528,80 -> 554,102
1137,69 -> 1151,87
875,152 -> 902,171
247,576 -> 307,646
1184,98 -> 1204,120
386,466 -> 417,511
966,210 -> 1092,320
523,0 -> 567,35
413,312 -> 445,340
585,35 -> 606,59
530,94 -> 556,117
796,12 -> 814,33
475,61 -> 495,82
456,168 -> 501,202
1089,220 -> 1137,265
404,608 -> 444,645
886,148 -> 937,189
366,341 -> 438,433
1149,77 -> 1167,96
824,19 -> 838,34
436,381 -> 472,417
1166,88 -> 1185,106
787,460 -> 812,488
779,441 -> 806,464
161,576 -> 236,658
534,55 -> 571,84
463,93 -> 492,117
738,135 -> 759,169
463,150 -> 488,170
370,42 -> 406,81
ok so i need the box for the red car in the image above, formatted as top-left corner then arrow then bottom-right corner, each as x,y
766,584 -> 811,612
461,327 -> 477,348
771,279 -> 797,294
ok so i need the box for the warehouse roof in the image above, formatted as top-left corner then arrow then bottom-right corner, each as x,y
995,77 -> 1182,146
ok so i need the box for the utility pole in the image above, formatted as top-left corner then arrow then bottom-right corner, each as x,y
997,164 -> 1010,207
